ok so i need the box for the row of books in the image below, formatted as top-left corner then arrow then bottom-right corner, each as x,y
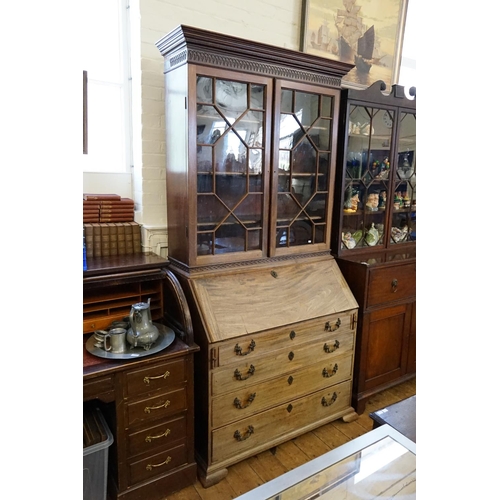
83,193 -> 135,223
84,222 -> 142,258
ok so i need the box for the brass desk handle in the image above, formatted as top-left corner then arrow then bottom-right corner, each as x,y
325,318 -> 341,332
234,393 -> 256,409
146,456 -> 171,471
234,365 -> 255,380
322,364 -> 338,378
145,428 -> 171,442
144,400 -> 170,413
143,370 -> 170,385
321,392 -> 338,407
234,340 -> 256,356
234,425 -> 254,441
323,340 -> 340,353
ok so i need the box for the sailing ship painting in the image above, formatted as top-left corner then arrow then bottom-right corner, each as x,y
303,0 -> 406,87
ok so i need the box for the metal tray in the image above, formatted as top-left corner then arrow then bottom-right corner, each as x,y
85,323 -> 175,360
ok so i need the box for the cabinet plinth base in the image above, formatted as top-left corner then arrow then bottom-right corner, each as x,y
198,466 -> 228,488
342,410 -> 359,423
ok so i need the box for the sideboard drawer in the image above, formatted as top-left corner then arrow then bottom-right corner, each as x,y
124,358 -> 187,398
127,414 -> 187,458
367,263 -> 415,308
125,387 -> 187,429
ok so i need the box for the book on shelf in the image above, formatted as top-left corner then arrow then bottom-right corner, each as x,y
83,193 -> 122,201
84,217 -> 100,223
124,222 -> 134,254
92,223 -> 102,257
116,223 -> 126,255
84,224 -> 94,258
99,207 -> 134,213
100,223 -> 110,257
109,223 -> 118,256
99,216 -> 134,223
131,222 -> 142,253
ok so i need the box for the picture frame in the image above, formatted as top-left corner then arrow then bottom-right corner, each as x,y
300,0 -> 408,89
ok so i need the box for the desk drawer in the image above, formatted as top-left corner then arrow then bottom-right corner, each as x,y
367,263 -> 415,308
127,414 -> 187,458
127,440 -> 187,486
211,330 -> 354,397
125,387 -> 187,429
212,380 -> 351,464
124,358 -> 186,398
211,352 -> 353,428
83,376 -> 113,401
215,310 -> 356,368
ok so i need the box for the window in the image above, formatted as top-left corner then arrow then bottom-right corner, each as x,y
82,0 -> 132,173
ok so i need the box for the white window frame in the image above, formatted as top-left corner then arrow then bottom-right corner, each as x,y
83,0 -> 133,174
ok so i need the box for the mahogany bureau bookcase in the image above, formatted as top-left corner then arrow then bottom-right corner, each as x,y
156,25 -> 359,487
83,253 -> 199,500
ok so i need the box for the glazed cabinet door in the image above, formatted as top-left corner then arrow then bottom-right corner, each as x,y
360,301 -> 412,392
190,65 -> 273,266
271,80 -> 340,257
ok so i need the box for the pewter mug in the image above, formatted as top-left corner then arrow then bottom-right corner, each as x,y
127,298 -> 159,350
104,328 -> 128,353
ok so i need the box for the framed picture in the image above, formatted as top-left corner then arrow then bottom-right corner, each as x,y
300,0 -> 408,89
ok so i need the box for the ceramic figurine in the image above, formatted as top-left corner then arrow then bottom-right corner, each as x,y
343,186 -> 360,212
365,192 -> 379,211
365,223 -> 379,246
379,190 -> 387,208
377,157 -> 390,179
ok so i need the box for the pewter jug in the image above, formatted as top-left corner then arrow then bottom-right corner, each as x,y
127,298 -> 159,350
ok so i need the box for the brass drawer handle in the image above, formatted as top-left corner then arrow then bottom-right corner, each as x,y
234,340 -> 256,356
234,365 -> 255,380
143,370 -> 170,385
144,400 -> 170,413
323,340 -> 340,353
324,318 -> 341,332
321,392 -> 338,407
234,425 -> 254,441
145,428 -> 171,442
322,363 -> 338,378
234,392 -> 256,409
392,279 -> 398,292
146,456 -> 171,471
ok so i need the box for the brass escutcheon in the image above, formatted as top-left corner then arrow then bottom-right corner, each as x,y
323,340 -> 340,353
321,392 -> 338,407
322,364 -> 338,378
324,318 -> 341,332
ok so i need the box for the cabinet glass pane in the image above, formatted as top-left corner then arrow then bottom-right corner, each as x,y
391,112 -> 416,245
196,76 -> 266,256
341,106 -> 392,250
276,89 -> 333,248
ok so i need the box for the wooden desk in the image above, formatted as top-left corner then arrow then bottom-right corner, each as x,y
369,395 -> 416,442
83,255 -> 199,500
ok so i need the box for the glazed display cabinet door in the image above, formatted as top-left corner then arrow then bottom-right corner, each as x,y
193,67 -> 273,264
272,80 -> 340,257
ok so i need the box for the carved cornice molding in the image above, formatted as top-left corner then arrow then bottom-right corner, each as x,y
166,48 -> 341,87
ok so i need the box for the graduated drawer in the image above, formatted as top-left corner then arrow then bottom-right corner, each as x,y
125,387 -> 187,429
211,329 -> 354,397
212,352 -> 353,428
212,380 -> 351,464
127,414 -> 187,458
214,310 -> 357,368
124,358 -> 186,398
367,263 -> 416,308
127,440 -> 187,486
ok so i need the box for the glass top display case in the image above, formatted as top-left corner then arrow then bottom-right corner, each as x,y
332,81 -> 416,257
234,424 -> 416,500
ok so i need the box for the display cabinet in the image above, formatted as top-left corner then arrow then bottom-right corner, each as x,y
332,81 -> 416,414
156,25 -> 359,487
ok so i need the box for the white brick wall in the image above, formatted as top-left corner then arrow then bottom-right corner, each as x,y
136,0 -> 302,253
